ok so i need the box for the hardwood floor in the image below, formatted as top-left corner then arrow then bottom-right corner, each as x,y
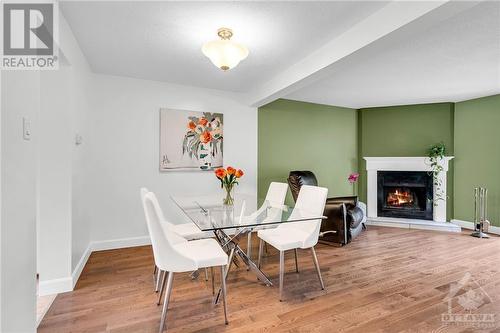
39,227 -> 500,332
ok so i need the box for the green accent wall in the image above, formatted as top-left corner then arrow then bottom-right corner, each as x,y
454,94 -> 500,226
357,103 -> 455,220
258,99 -> 358,205
258,96 -> 500,225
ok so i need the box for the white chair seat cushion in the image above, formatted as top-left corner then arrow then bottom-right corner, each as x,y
174,238 -> 228,269
170,222 -> 212,240
257,227 -> 310,251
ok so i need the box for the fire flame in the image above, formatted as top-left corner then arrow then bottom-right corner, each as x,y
387,189 -> 414,207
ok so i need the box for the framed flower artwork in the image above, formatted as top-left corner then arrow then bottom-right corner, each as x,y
159,108 -> 223,171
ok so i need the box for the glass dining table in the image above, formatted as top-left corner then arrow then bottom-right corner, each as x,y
171,193 -> 325,303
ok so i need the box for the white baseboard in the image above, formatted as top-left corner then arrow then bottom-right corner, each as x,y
39,235 -> 151,296
451,219 -> 500,235
38,276 -> 73,296
91,235 -> 151,252
71,243 -> 92,289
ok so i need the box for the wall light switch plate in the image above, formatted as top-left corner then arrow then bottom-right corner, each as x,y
75,133 -> 83,145
23,117 -> 31,140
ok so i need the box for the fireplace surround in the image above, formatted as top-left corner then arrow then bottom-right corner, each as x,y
364,157 -> 457,232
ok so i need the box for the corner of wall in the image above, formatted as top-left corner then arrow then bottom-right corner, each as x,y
43,234 -> 152,295
356,109 -> 365,202
71,242 -> 92,289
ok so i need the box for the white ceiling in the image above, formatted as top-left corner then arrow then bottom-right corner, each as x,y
60,1 -> 387,92
285,1 -> 500,108
61,1 -> 500,109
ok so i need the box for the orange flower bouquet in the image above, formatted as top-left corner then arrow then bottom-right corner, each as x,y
215,166 -> 244,206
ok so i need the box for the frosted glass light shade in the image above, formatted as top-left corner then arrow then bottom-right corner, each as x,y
202,39 -> 249,71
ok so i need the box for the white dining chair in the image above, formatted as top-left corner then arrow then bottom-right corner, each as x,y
141,192 -> 229,332
256,185 -> 328,301
140,188 -> 214,290
140,188 -> 211,240
246,182 -> 288,260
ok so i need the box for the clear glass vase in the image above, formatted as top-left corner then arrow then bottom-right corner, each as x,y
223,184 -> 234,206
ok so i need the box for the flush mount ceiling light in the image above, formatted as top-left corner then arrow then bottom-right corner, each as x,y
202,28 -> 249,71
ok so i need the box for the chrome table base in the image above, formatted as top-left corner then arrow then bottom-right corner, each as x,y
214,228 -> 273,304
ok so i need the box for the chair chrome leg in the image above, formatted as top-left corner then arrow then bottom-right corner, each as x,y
204,268 -> 209,281
311,247 -> 325,290
362,222 -> 367,230
247,232 -> 252,257
227,247 -> 235,275
211,267 -> 215,296
153,265 -> 158,291
214,247 -> 235,304
279,250 -> 284,301
246,232 -> 252,270
157,270 -> 167,305
190,270 -> 200,280
155,269 -> 163,293
294,249 -> 299,273
220,265 -> 229,325
159,272 -> 174,333
257,239 -> 264,269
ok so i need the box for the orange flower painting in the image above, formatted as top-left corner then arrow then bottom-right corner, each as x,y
198,118 -> 209,126
160,109 -> 223,171
200,131 -> 212,144
183,112 -> 223,161
188,121 -> 196,130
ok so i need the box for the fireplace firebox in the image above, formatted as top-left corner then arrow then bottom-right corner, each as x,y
377,171 -> 433,220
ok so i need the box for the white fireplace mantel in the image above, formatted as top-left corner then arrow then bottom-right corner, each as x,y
364,156 -> 454,224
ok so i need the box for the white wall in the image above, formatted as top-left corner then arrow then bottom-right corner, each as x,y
37,11 -> 93,294
0,7 -> 258,329
38,67 -> 73,286
34,9 -> 258,297
70,66 -> 92,273
87,75 -> 258,242
59,13 -> 93,274
1,70 -> 39,332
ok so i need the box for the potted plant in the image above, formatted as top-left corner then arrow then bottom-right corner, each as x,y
348,172 -> 360,196
427,142 -> 446,204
